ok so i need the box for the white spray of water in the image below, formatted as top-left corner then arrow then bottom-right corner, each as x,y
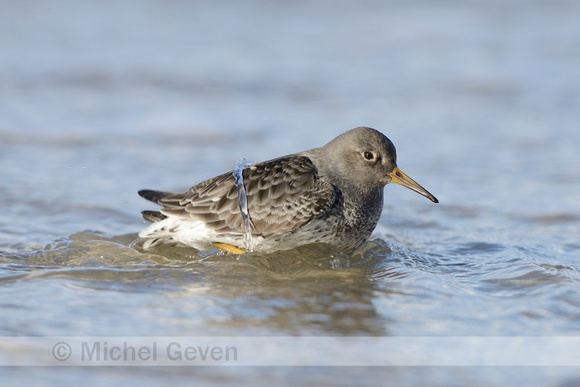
233,159 -> 253,252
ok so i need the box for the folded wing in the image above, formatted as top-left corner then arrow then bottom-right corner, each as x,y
140,156 -> 339,238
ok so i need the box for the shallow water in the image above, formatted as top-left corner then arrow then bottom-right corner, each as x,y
2,0 -> 580,385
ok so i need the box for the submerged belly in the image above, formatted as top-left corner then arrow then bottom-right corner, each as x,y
138,204 -> 380,253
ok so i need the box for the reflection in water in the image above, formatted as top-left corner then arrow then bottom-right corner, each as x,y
138,237 -> 393,336
1,232 -> 395,335
182,244 -> 391,336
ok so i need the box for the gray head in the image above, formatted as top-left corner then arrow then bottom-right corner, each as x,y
310,127 -> 438,202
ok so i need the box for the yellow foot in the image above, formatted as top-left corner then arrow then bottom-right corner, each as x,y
212,242 -> 246,254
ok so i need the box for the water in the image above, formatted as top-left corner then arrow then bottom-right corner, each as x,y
1,0 -> 580,385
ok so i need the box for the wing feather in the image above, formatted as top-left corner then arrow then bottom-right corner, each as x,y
151,156 -> 338,238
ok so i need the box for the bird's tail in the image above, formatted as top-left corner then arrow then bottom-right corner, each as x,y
139,189 -> 175,223
138,189 -> 175,204
141,210 -> 166,223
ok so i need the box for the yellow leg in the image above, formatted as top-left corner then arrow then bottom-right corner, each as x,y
212,242 -> 246,254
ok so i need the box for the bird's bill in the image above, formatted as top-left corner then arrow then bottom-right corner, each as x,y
388,167 -> 439,203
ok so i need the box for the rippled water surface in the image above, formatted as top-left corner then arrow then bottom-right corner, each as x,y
2,0 -> 580,385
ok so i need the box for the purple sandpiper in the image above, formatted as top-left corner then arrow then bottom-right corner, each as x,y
138,127 -> 438,254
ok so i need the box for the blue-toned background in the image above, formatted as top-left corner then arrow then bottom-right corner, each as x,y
1,1 -> 579,385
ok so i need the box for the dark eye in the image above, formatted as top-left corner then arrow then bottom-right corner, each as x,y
363,151 -> 375,160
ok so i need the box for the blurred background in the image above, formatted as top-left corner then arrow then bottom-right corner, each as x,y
2,0 -> 579,238
1,0 -> 580,385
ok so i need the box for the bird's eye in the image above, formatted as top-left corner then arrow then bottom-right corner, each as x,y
363,151 -> 375,160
